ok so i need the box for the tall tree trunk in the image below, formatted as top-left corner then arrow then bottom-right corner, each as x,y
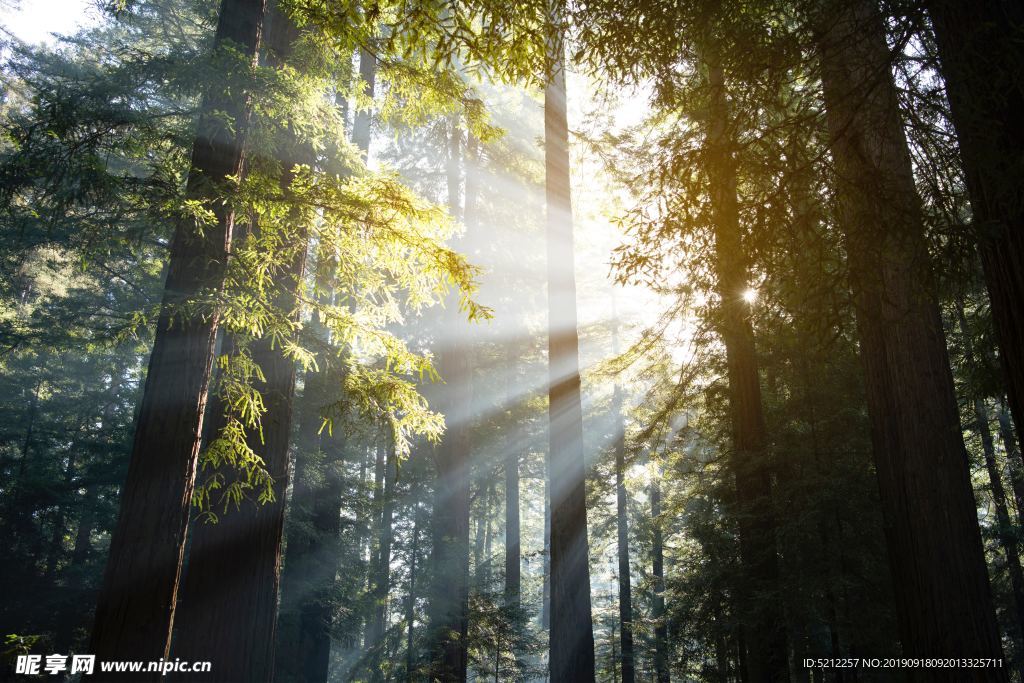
474,475 -> 487,587
351,48 -> 376,163
504,409 -> 521,605
406,477 -> 423,681
975,397 -> 1024,637
171,10 -> 306,679
504,343 -> 521,607
367,434 -> 398,655
89,0 -> 266,669
926,0 -> 1024,459
612,315 -> 635,683
45,445 -> 80,581
273,288 -> 345,683
544,7 -> 596,682
815,0 -> 1004,672
276,49 -> 373,682
956,303 -> 1024,642
614,390 -> 635,683
542,457 -> 551,631
54,484 -> 97,652
703,57 -> 789,682
997,402 -> 1024,519
483,481 -> 495,588
651,470 -> 669,683
368,439 -> 386,614
426,115 -> 472,683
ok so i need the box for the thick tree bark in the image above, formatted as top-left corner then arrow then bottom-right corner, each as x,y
545,8 -> 596,682
815,0 -> 1004,674
926,0 -> 1024,459
89,0 -> 266,670
171,10 -> 306,679
704,58 -> 788,682
172,326 -> 300,680
426,390 -> 471,682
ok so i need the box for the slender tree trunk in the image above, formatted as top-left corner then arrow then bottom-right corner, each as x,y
651,470 -> 669,683
368,439 -> 387,600
544,7 -> 596,682
54,484 -> 97,652
406,477 -> 423,681
815,0 -> 1004,672
275,53 -> 366,679
483,481 -> 495,588
542,458 -> 551,631
368,433 -> 398,656
474,477 -> 487,587
274,297 -> 346,683
956,302 -> 1024,644
504,344 -> 521,607
6,378 -> 42,561
611,312 -> 635,683
45,446 -> 80,581
614,394 -> 635,683
926,0 -> 1024,459
704,57 -> 788,682
954,305 -> 1024,618
89,0 -> 266,670
997,403 -> 1024,520
351,48 -> 376,163
426,114 -> 472,683
504,436 -> 521,605
975,397 -> 1024,635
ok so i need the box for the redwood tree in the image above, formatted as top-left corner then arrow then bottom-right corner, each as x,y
545,7 -> 596,680
89,0 -> 267,669
926,0 -> 1024,457
704,56 -> 788,682
815,0 -> 1004,672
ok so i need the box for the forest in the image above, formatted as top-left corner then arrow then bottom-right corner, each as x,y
0,0 -> 1022,680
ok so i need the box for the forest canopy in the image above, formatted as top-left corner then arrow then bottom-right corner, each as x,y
1,0 -> 1023,681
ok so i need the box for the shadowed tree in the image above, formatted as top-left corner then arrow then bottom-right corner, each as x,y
426,114 -> 473,682
89,0 -> 267,670
274,45 -> 373,683
703,54 -> 788,682
170,8 -> 308,679
611,316 -> 635,683
815,0 -> 1004,672
545,3 -> 596,680
926,0 -> 1024,458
